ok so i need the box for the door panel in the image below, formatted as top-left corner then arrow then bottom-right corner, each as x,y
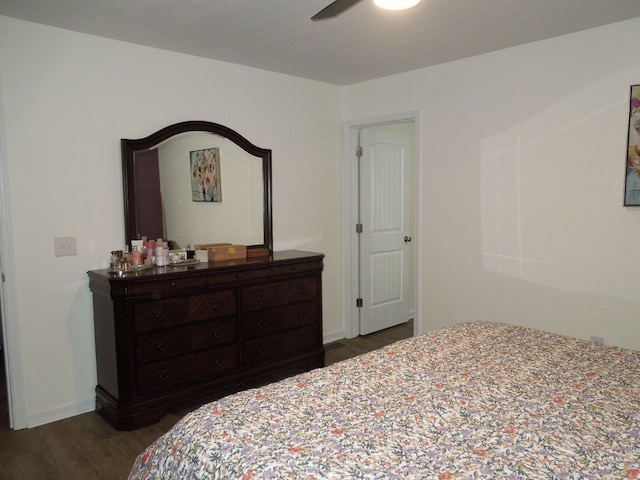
359,123 -> 414,335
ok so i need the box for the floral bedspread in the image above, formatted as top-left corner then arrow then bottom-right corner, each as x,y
128,321 -> 640,479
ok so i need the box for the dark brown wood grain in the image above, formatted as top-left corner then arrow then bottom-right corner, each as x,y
88,251 -> 325,430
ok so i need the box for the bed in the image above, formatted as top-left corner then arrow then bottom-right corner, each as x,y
128,321 -> 640,479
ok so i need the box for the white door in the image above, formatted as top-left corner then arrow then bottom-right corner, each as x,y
358,122 -> 415,335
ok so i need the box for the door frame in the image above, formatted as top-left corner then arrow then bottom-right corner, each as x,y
0,104 -> 26,429
342,111 -> 421,339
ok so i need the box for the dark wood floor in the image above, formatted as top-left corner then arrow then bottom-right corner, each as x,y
0,320 -> 412,480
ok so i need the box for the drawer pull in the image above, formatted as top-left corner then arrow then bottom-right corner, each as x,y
213,328 -> 223,339
255,294 -> 266,303
298,311 -> 308,319
215,358 -> 225,367
158,370 -> 171,382
169,282 -> 177,288
299,335 -> 308,344
297,287 -> 307,295
236,273 -> 243,279
256,318 -> 267,329
156,340 -> 168,351
258,345 -> 267,355
155,311 -> 167,322
211,301 -> 223,311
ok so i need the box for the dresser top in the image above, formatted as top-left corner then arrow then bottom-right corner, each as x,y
88,249 -> 324,281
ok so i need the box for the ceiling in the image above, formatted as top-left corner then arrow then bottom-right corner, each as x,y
2,0 -> 640,85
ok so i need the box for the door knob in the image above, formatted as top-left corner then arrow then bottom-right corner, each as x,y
404,236 -> 412,243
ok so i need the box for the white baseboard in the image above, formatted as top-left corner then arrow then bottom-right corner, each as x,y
323,329 -> 345,344
25,397 -> 95,429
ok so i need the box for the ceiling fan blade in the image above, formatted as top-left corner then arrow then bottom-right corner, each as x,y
311,0 -> 364,20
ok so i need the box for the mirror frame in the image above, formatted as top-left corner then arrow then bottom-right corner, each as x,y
122,121 -> 273,254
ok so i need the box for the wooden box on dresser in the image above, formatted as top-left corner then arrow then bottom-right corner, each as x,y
88,250 -> 324,430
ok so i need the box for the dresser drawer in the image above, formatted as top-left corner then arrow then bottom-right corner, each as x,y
209,268 -> 267,286
134,290 -> 236,333
134,297 -> 190,333
137,345 -> 239,396
242,300 -> 318,339
241,277 -> 318,312
132,275 -> 207,297
190,290 -> 237,321
268,262 -> 319,278
242,325 -> 319,365
190,318 -> 237,351
136,328 -> 190,364
136,356 -> 192,395
136,317 -> 237,365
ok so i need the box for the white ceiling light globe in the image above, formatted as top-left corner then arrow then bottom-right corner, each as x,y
373,0 -> 422,11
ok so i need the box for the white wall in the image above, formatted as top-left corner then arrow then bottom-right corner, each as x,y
0,16 -> 343,427
2,12 -> 640,430
344,17 -> 640,351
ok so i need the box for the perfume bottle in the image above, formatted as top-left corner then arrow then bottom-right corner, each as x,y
147,239 -> 155,265
132,246 -> 141,266
110,251 -> 121,271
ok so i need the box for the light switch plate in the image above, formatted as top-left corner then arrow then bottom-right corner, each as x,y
54,236 -> 77,257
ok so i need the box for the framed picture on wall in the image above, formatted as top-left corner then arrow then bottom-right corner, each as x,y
624,85 -> 640,206
190,147 -> 222,202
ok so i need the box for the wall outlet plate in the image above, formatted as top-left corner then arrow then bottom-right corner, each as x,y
54,236 -> 77,257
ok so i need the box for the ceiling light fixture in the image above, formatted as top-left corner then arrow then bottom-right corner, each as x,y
373,0 -> 422,11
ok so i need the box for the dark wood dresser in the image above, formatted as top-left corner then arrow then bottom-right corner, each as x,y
88,250 -> 324,430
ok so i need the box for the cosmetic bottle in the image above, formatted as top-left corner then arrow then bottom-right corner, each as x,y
147,240 -> 155,265
132,246 -> 141,266
156,243 -> 165,266
140,236 -> 148,264
110,251 -> 120,271
123,245 -> 132,269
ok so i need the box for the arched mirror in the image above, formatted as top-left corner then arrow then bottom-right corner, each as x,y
122,121 -> 272,254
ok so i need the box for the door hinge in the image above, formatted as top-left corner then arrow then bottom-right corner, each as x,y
356,146 -> 363,157
355,223 -> 363,233
356,298 -> 363,308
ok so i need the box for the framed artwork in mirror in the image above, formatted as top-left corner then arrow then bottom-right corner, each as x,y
190,147 -> 222,202
624,84 -> 640,206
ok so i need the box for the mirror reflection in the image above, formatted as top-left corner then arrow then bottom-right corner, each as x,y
122,122 -> 272,254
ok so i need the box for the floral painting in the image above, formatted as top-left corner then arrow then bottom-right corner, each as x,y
624,85 -> 640,205
190,147 -> 221,202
